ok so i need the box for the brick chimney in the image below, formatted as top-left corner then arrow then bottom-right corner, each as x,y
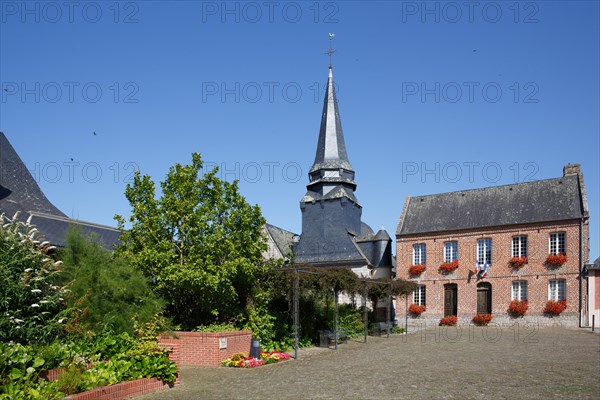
563,163 -> 581,176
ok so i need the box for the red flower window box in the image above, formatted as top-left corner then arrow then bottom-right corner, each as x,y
439,315 -> 458,326
508,300 -> 528,317
472,313 -> 493,326
408,304 -> 426,316
509,256 -> 528,269
409,264 -> 426,276
439,260 -> 459,273
546,254 -> 567,267
544,299 -> 567,316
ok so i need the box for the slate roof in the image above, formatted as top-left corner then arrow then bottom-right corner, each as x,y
265,223 -> 297,258
587,257 -> 600,271
0,131 -> 121,250
397,175 -> 586,236
309,67 -> 354,174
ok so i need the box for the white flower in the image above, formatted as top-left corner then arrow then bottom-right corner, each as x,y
31,289 -> 42,293
24,268 -> 33,273
39,300 -> 49,304
14,319 -> 24,324
31,304 -> 40,308
58,318 -> 65,323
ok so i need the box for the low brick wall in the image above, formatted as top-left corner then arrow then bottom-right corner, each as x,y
63,378 -> 174,400
158,330 -> 253,366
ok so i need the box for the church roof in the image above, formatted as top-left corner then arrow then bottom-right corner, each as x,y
309,67 -> 354,174
265,223 -> 297,258
397,173 -> 587,236
0,131 -> 121,250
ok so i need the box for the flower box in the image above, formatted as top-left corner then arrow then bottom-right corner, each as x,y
544,300 -> 567,316
472,313 -> 493,326
546,254 -> 567,267
509,256 -> 528,269
222,350 -> 290,368
439,260 -> 459,274
508,300 -> 528,317
408,264 -> 426,276
408,304 -> 426,316
439,315 -> 457,326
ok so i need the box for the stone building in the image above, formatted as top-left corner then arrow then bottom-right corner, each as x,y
395,164 -> 590,327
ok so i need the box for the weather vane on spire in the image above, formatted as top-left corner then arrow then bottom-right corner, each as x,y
325,32 -> 336,68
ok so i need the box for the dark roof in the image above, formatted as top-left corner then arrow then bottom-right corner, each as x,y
0,131 -> 120,250
265,223 -> 297,258
309,67 -> 353,174
588,257 -> 600,271
397,175 -> 585,236
0,132 -> 66,217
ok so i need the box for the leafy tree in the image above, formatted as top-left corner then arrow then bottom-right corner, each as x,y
114,153 -> 267,328
58,228 -> 164,334
0,213 -> 65,344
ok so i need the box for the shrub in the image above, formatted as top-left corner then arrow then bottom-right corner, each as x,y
408,264 -> 426,276
439,316 -> 457,326
439,260 -> 459,273
0,213 -> 66,345
408,304 -> 426,316
544,300 -> 567,316
546,254 -> 567,267
509,256 -> 528,269
508,300 -> 528,317
472,313 -> 493,326
194,323 -> 237,332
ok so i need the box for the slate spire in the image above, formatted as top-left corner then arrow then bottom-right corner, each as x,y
307,66 -> 356,192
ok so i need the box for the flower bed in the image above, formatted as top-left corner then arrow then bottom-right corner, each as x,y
508,300 -> 528,317
408,304 -> 426,316
472,313 -> 493,326
546,254 -> 567,267
509,256 -> 528,269
222,350 -> 291,368
439,260 -> 459,274
408,264 -> 426,276
439,316 -> 457,326
544,300 -> 567,316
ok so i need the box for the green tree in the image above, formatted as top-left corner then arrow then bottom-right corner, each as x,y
59,228 -> 164,334
114,153 -> 267,328
0,213 -> 65,344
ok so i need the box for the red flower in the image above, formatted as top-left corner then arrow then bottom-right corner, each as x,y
546,254 -> 567,267
439,260 -> 459,273
408,304 -> 426,315
439,315 -> 458,326
472,313 -> 493,326
409,264 -> 426,276
544,300 -> 567,316
509,256 -> 528,269
508,300 -> 528,317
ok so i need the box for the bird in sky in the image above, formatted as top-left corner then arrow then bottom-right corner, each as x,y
93,131 -> 97,136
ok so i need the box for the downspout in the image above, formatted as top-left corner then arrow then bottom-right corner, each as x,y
579,216 -> 583,328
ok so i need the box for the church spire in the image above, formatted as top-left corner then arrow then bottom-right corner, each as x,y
309,66 -> 353,175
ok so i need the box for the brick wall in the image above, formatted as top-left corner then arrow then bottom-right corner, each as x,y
63,377 -> 174,400
396,219 -> 589,327
158,330 -> 253,366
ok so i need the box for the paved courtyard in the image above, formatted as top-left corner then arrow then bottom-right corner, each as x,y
139,326 -> 600,399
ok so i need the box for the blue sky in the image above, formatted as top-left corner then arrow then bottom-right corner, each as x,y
1,1 -> 598,261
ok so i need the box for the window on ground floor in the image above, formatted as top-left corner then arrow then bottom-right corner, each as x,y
413,285 -> 426,306
548,279 -> 566,301
512,281 -> 528,301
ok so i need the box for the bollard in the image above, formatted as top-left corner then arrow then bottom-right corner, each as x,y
593,315 -> 595,333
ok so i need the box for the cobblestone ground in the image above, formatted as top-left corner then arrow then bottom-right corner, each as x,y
139,327 -> 600,400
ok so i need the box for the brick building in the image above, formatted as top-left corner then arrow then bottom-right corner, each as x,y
395,164 -> 590,327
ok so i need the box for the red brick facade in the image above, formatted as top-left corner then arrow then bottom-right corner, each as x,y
396,220 -> 589,326
158,330 -> 253,366
395,165 -> 590,327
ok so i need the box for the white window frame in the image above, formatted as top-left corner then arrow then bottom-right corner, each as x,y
548,279 -> 566,301
549,232 -> 566,255
512,281 -> 528,301
477,239 -> 492,265
413,243 -> 426,265
512,236 -> 528,258
413,285 -> 426,306
444,241 -> 458,262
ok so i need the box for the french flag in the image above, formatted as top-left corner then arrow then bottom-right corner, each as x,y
475,261 -> 488,278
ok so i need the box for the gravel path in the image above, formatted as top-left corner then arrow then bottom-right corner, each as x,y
138,326 -> 600,399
